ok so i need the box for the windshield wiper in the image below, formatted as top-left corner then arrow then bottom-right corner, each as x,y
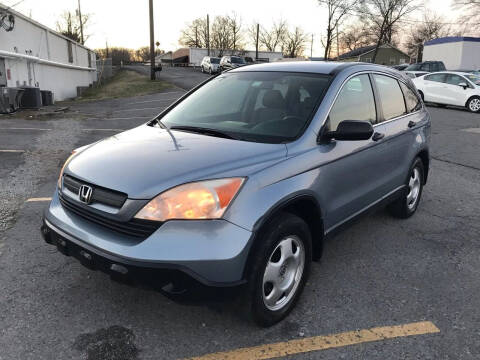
169,126 -> 238,140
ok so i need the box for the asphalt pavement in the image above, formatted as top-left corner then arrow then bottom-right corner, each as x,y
0,71 -> 480,360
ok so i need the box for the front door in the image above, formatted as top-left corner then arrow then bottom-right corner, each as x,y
317,74 -> 385,232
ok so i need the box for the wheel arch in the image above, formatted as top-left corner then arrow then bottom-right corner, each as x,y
465,95 -> 480,109
416,149 -> 429,184
244,193 -> 324,282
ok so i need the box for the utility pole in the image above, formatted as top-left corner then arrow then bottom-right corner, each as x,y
77,0 -> 84,45
207,14 -> 210,56
255,23 -> 259,60
336,27 -> 339,61
149,0 -> 155,80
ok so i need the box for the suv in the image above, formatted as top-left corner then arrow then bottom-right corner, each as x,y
41,62 -> 430,326
200,56 -> 220,74
219,55 -> 247,71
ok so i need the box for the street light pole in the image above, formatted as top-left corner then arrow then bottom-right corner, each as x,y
149,0 -> 155,80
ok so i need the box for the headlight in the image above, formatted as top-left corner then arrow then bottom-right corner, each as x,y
135,178 -> 245,221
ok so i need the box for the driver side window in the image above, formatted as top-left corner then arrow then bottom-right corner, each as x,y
326,74 -> 376,132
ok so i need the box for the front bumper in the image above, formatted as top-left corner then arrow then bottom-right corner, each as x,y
42,190 -> 253,287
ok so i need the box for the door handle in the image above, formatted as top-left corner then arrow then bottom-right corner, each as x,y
408,120 -> 416,128
372,132 -> 385,141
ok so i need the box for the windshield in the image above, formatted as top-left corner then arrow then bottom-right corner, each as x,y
465,74 -> 480,86
210,58 -> 220,64
231,57 -> 246,64
159,72 -> 331,143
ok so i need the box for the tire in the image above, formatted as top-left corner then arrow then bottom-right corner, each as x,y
466,96 -> 480,113
209,67 -> 212,75
388,157 -> 424,219
201,65 -> 204,73
244,212 -> 312,327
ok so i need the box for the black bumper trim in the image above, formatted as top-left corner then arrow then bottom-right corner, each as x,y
41,218 -> 246,288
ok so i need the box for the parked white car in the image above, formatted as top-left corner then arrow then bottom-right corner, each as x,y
412,71 -> 480,112
200,56 -> 221,74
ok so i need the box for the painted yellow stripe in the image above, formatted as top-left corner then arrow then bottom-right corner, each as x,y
185,321 -> 440,360
26,197 -> 52,202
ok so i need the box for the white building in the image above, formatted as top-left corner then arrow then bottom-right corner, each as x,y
423,37 -> 480,70
0,4 -> 96,101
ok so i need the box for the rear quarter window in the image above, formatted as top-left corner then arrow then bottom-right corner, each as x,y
399,82 -> 421,113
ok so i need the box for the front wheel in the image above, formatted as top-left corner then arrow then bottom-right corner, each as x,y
467,96 -> 480,113
388,157 -> 424,218
244,212 -> 312,327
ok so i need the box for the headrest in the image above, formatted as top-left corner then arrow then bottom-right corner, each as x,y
263,90 -> 285,109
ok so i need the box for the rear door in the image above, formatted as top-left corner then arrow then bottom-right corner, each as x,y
371,74 -> 422,193
422,73 -> 447,103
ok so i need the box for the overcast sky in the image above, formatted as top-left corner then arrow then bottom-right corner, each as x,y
2,0 -> 456,56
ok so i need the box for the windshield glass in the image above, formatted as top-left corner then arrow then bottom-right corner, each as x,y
160,72 -> 331,143
465,74 -> 480,86
231,57 -> 246,64
210,58 -> 220,64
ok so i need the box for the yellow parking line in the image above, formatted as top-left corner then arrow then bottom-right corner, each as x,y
185,321 -> 440,360
26,197 -> 52,202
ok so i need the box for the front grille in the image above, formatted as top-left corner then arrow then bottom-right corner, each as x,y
63,175 -> 127,208
59,194 -> 161,238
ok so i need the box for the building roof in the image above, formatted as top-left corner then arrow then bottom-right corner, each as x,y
338,45 -> 376,59
424,36 -> 480,46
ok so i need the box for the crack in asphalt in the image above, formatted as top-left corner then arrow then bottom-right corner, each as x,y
431,156 -> 480,172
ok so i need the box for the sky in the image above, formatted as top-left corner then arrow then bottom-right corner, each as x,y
1,0 -> 457,57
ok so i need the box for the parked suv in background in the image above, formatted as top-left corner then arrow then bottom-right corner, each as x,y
219,55 -> 247,71
413,71 -> 480,112
42,62 -> 430,326
200,56 -> 220,74
404,61 -> 446,78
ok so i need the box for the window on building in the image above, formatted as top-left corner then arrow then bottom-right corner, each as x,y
372,74 -> 406,121
364,58 -> 372,63
67,41 -> 73,63
88,51 -> 92,68
326,74 -> 377,131
390,57 -> 396,65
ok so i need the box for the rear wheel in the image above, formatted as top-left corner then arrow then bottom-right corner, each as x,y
209,67 -> 212,75
467,96 -> 480,113
244,212 -> 312,327
388,157 -> 424,218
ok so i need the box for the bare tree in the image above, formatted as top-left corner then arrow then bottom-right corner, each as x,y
339,23 -> 374,52
179,17 -> 209,48
453,0 -> 480,33
259,19 -> 289,52
404,12 -> 452,61
228,12 -> 244,50
211,16 -> 234,55
56,10 -> 91,43
284,27 -> 307,58
358,0 -> 418,63
135,46 -> 163,62
318,0 -> 359,60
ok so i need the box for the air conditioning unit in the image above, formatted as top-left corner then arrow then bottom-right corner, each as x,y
0,87 -> 25,114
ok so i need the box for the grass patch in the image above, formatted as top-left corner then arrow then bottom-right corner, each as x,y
77,70 -> 172,101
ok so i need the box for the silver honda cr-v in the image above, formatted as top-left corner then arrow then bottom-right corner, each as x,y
41,62 -> 430,326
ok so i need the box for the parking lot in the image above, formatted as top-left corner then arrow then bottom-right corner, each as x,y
1,70 -> 480,359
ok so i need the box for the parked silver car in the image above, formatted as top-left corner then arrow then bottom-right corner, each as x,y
200,56 -> 220,74
42,62 -> 430,326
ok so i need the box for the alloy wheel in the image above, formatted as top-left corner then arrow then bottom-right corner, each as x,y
469,98 -> 480,112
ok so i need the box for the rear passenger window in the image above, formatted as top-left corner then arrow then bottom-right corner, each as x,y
327,74 -> 376,131
399,82 -> 421,113
372,74 -> 406,121
425,74 -> 446,83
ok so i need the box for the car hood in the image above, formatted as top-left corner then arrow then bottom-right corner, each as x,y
66,125 -> 287,199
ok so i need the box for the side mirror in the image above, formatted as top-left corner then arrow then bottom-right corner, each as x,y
324,120 -> 374,141
458,82 -> 468,89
